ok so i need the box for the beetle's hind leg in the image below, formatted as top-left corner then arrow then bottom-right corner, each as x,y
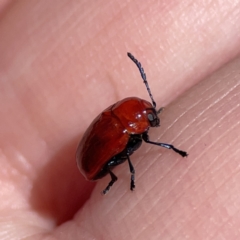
102,169 -> 118,195
101,147 -> 138,194
127,154 -> 135,191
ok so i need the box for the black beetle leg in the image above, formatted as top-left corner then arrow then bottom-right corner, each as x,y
102,169 -> 118,195
142,132 -> 188,157
127,154 -> 135,191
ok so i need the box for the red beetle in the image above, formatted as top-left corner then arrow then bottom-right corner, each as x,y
76,53 -> 188,194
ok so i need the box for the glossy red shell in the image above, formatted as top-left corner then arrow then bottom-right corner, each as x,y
76,97 -> 153,180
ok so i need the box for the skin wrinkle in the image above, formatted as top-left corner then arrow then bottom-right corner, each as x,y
130,145 -> 184,210
173,138 -> 240,240
98,176 -> 127,219
118,186 -> 146,223
176,81 -> 240,148
157,98 -> 201,136
186,87 -> 240,149
120,143 -> 186,236
134,75 -> 240,239
220,175 -> 240,238
186,158 -> 240,240
115,140 -> 168,221
197,122 -> 240,180
159,120 -> 240,239
101,189 -> 124,217
212,209 -> 240,240
146,77 -> 226,147
180,100 -> 240,190
135,162 -> 185,238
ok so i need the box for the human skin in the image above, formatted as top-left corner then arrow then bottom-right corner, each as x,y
0,0 -> 240,239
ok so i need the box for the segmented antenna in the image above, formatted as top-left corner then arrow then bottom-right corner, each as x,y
127,52 -> 156,108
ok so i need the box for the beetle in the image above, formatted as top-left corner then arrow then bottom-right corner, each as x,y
76,52 -> 188,194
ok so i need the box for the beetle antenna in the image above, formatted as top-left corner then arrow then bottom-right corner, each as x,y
127,52 -> 156,109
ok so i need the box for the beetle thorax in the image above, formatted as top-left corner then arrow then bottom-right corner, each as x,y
111,97 -> 158,134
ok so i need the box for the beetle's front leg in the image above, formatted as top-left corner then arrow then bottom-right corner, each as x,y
142,132 -> 188,157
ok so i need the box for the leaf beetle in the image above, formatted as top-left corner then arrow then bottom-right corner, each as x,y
76,52 -> 188,194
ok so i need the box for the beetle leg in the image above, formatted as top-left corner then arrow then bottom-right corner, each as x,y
102,169 -> 118,195
127,154 -> 135,191
142,132 -> 188,157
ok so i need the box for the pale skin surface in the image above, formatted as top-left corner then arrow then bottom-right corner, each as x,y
1,0 -> 240,239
